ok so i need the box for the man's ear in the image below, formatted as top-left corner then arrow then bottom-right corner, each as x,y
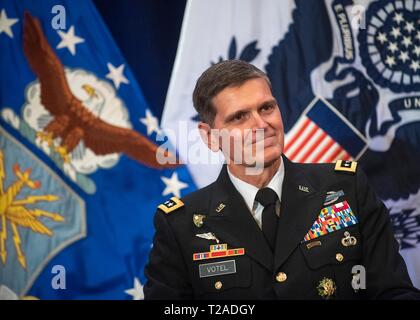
198,121 -> 220,152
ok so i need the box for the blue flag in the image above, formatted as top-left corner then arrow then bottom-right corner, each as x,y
0,0 -> 196,299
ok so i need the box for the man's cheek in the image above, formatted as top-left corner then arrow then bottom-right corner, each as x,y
243,140 -> 265,166
219,131 -> 244,164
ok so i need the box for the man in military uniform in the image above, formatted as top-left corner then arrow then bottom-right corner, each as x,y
144,60 -> 420,299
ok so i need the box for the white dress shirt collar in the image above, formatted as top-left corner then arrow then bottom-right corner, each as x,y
227,159 -> 285,213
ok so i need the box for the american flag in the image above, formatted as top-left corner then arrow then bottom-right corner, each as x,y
284,97 -> 367,163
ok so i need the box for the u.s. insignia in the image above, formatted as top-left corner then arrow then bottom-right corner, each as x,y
317,277 -> 336,299
215,203 -> 226,213
298,185 -> 309,193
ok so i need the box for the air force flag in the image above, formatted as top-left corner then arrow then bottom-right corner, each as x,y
0,0 -> 195,299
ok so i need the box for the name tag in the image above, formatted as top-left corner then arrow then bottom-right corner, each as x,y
199,260 -> 236,278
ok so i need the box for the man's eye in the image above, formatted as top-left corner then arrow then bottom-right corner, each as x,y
261,104 -> 274,112
232,112 -> 246,122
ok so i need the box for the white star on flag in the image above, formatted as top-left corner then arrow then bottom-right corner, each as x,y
414,46 -> 420,57
398,51 -> 409,63
402,36 -> 412,48
385,55 -> 396,67
390,27 -> 401,39
404,21 -> 415,33
0,9 -> 18,38
161,172 -> 188,198
376,32 -> 387,44
410,60 -> 420,72
387,42 -> 398,53
140,109 -> 162,135
106,63 -> 129,89
393,12 -> 404,24
124,277 -> 144,300
56,25 -> 85,55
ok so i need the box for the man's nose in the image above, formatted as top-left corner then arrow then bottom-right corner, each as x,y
251,112 -> 268,131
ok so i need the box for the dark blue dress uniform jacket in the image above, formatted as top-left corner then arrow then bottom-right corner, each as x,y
144,157 -> 420,299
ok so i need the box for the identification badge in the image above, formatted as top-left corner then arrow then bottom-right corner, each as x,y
199,260 -> 236,278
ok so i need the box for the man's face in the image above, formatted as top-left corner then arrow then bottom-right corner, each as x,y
205,77 -> 284,169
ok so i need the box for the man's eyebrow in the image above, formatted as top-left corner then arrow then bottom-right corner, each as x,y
224,99 -> 278,123
259,99 -> 277,107
224,108 -> 250,123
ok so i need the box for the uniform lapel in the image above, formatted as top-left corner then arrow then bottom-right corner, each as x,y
274,156 -> 325,270
205,165 -> 274,272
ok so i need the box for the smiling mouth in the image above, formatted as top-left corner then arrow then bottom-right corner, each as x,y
249,132 -> 277,145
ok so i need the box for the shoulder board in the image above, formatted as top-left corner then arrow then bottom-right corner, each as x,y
158,197 -> 184,214
334,160 -> 357,174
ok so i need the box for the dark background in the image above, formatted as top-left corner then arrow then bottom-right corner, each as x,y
93,0 -> 187,119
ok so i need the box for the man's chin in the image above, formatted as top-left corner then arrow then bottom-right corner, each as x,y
244,153 -> 281,169
262,147 -> 282,165
263,157 -> 280,168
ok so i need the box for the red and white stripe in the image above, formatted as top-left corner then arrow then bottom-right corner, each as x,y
284,117 -> 352,163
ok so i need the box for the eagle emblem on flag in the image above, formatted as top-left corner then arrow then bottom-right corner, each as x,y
2,13 -> 178,194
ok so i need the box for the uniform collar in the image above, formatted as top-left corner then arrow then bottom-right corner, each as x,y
227,159 -> 285,212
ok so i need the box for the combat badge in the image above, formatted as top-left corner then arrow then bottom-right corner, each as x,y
323,190 -> 345,205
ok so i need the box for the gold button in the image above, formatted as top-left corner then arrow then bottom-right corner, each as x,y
276,272 -> 287,283
336,253 -> 344,262
214,281 -> 222,290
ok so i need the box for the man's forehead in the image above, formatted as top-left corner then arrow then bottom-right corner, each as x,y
213,79 -> 274,110
218,78 -> 271,96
